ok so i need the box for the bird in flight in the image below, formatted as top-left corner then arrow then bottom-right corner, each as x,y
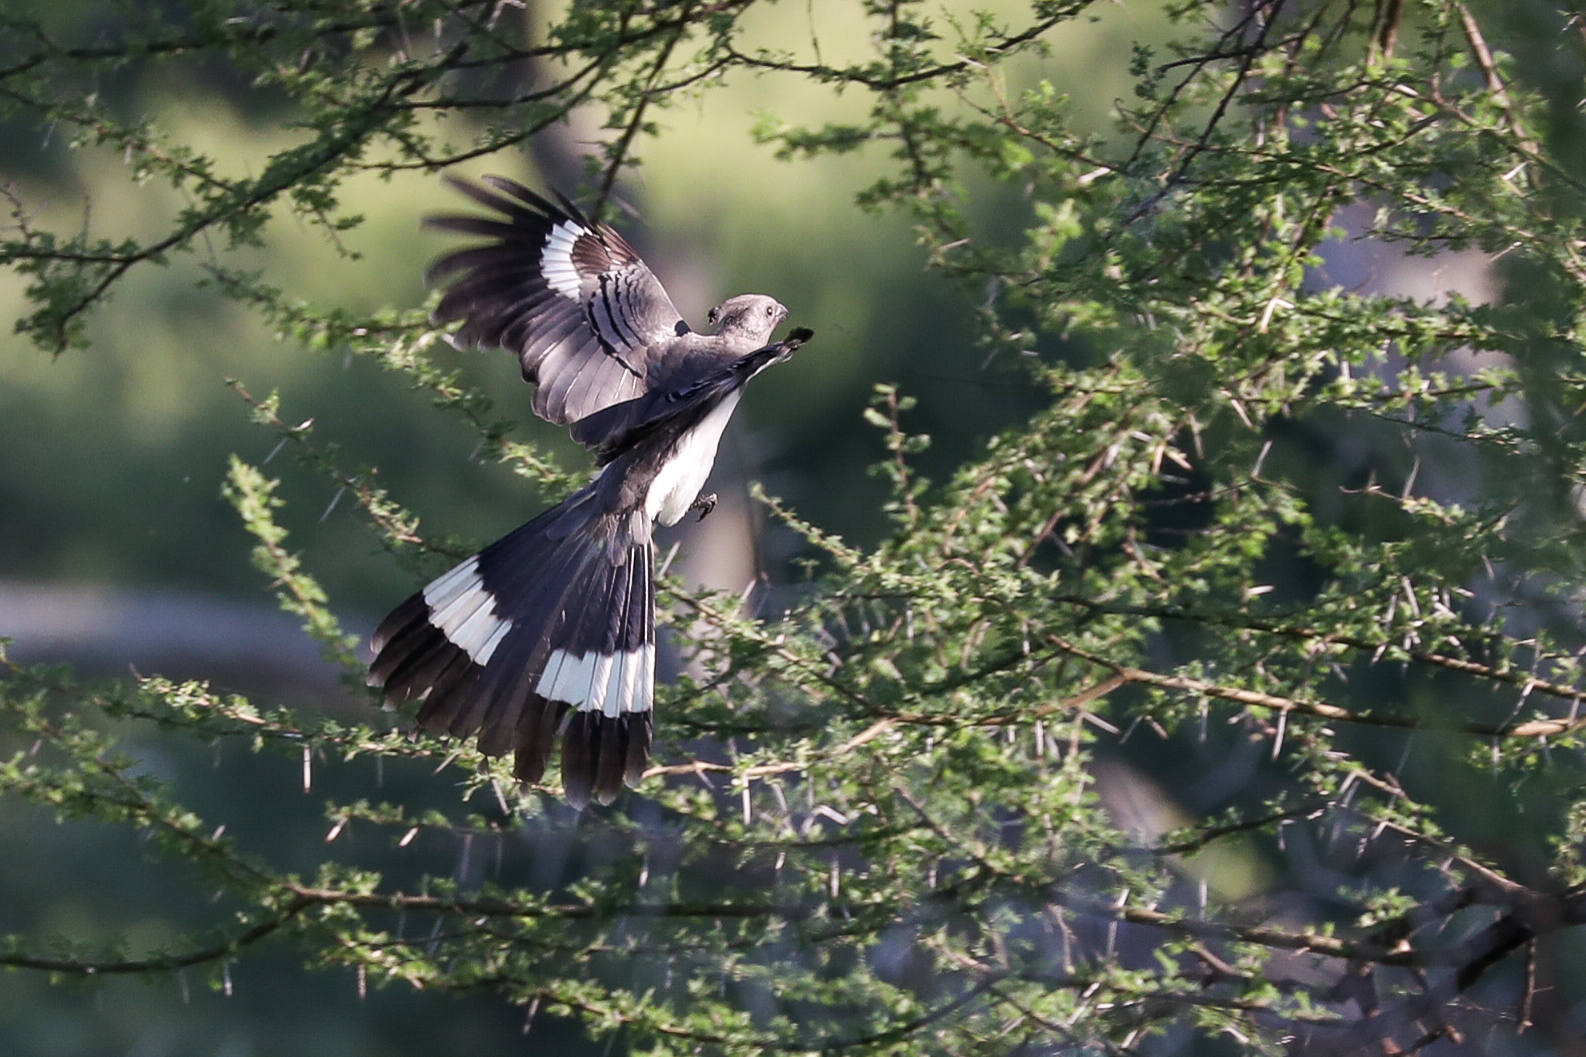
367,175 -> 811,808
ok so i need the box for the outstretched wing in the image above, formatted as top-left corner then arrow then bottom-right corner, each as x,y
426,175 -> 689,425
569,328 -> 813,466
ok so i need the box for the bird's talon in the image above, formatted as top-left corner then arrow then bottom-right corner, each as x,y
692,493 -> 717,521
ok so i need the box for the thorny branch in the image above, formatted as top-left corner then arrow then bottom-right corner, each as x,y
5,0 -> 1586,1052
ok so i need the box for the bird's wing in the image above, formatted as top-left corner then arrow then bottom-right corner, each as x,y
426,174 -> 690,425
569,328 -> 813,465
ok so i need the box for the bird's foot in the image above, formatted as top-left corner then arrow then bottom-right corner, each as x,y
690,492 -> 717,522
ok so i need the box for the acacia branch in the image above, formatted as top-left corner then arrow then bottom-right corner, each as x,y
0,897 -> 312,975
1053,598 -> 1586,733
1046,635 -> 1586,740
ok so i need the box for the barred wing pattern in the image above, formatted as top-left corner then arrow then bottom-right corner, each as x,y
370,176 -> 805,807
426,175 -> 689,425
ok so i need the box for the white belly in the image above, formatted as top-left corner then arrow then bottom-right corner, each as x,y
646,391 -> 742,525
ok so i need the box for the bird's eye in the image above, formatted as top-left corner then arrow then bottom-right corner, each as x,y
765,305 -> 774,317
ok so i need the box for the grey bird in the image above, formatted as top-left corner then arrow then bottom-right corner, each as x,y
366,174 -> 811,807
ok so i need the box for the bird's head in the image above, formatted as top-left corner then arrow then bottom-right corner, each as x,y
707,294 -> 788,345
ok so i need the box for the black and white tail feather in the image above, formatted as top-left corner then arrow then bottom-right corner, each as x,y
370,495 -> 655,805
367,174 -> 810,807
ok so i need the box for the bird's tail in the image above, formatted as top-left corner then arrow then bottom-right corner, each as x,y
368,491 -> 654,807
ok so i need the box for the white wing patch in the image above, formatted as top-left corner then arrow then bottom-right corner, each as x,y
541,220 -> 586,301
536,645 -> 655,716
423,555 -> 512,666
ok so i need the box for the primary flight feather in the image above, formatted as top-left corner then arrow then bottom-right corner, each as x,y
367,175 -> 811,808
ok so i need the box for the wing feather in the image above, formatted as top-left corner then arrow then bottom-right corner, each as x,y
426,174 -> 690,424
568,329 -> 812,465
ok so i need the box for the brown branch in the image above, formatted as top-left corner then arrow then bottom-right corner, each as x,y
721,6 -> 1079,92
1301,888 -> 1586,1055
1453,2 -> 1540,160
1371,0 -> 1403,60
0,897 -> 312,976
1046,634 -> 1586,740
0,8 -> 464,80
642,716 -> 897,780
1117,0 -> 1286,222
592,7 -> 685,221
282,883 -> 818,921
1052,597 -> 1586,735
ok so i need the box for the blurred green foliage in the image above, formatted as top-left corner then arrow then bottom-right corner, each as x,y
7,0 -> 1586,1055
